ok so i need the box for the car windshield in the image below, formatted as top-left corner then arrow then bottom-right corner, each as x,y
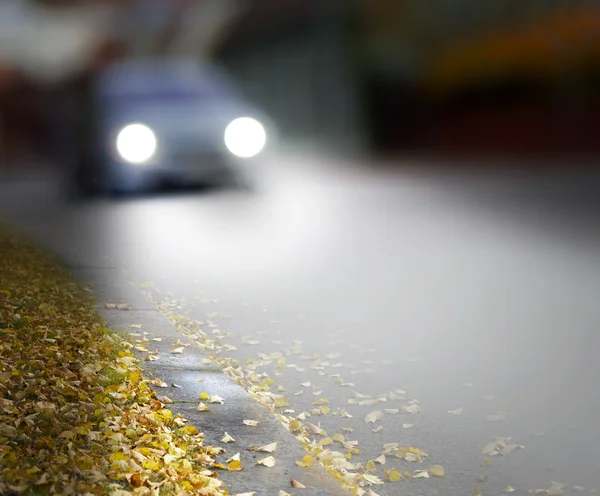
101,61 -> 239,101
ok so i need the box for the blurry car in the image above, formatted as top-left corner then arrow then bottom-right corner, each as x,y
76,59 -> 274,195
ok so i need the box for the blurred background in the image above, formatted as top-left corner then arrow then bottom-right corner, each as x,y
2,0 -> 600,171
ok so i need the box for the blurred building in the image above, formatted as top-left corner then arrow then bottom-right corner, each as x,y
216,0 -> 600,159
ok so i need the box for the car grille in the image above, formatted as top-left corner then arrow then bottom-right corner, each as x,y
172,151 -> 224,169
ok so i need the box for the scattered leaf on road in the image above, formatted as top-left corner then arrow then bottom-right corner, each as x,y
365,410 -> 384,424
430,465 -> 445,477
257,456 -> 276,467
221,432 -> 235,443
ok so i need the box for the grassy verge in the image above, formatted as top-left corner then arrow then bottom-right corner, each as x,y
0,228 -> 225,495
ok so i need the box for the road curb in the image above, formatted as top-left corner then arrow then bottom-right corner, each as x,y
70,265 -> 348,496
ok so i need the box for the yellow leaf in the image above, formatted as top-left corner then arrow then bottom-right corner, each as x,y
197,402 -> 210,412
320,406 -> 331,415
199,392 -> 211,401
142,459 -> 161,471
365,460 -> 376,472
319,437 -> 333,446
296,455 -> 314,467
313,397 -> 329,405
181,425 -> 197,435
274,398 -> 290,408
386,469 -> 403,482
430,464 -> 445,477
110,453 -> 129,462
228,460 -> 243,471
333,433 -> 345,443
158,409 -> 172,419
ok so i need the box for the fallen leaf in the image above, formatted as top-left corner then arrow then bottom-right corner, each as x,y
171,347 -> 185,354
296,455 -> 314,467
257,456 -> 276,468
151,378 -> 168,388
401,403 -> 421,414
290,479 -> 306,488
503,486 -> 516,493
274,398 -> 290,408
278,492 -> 292,496
413,470 -> 430,479
221,432 -> 235,443
363,474 -> 384,485
197,402 -> 210,412
430,465 -> 445,477
365,410 -> 384,424
228,459 -> 243,472
448,407 -> 464,415
243,420 -> 259,427
403,423 -> 415,429
256,442 -> 277,453
385,469 -> 402,482
306,423 -> 325,435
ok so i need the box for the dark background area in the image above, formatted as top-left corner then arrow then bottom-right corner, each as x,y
2,0 -> 600,169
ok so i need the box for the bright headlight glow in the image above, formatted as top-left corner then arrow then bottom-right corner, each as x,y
224,117 -> 266,158
116,123 -> 157,164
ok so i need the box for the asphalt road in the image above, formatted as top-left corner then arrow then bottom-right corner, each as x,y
2,154 -> 600,495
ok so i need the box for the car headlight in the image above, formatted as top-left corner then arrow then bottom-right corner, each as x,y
224,117 -> 267,158
116,123 -> 157,164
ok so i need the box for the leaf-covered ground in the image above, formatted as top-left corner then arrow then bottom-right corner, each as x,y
0,229 -> 226,495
